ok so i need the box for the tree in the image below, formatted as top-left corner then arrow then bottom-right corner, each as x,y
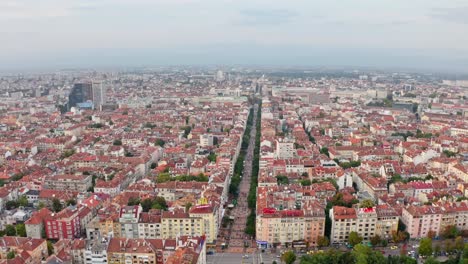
442,225 -> 460,239
281,251 -> 296,264
4,225 -> 16,236
66,199 -> 76,206
320,147 -> 329,157
152,197 -> 168,210
434,244 -> 441,256
5,201 -> 18,210
6,251 -> 15,259
360,199 -> 375,209
454,236 -> 464,251
391,230 -> 408,243
423,257 -> 439,264
317,236 -> 330,248
300,179 -> 312,186
127,197 -> 140,206
353,244 -> 377,264
348,231 -> 363,247
113,139 -> 122,146
370,235 -> 382,247
156,173 -> 171,183
47,240 -> 54,255
276,175 -> 289,185
445,240 -> 454,253
155,139 -> 165,147
207,153 -> 217,163
15,223 -> 26,237
17,196 -> 29,207
38,201 -> 46,209
185,202 -> 193,212
140,198 -> 153,212
443,150 -> 457,158
427,230 -> 436,239
418,237 -> 433,257
52,198 -> 63,213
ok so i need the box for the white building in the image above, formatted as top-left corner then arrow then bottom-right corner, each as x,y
276,138 -> 294,159
200,134 -> 214,147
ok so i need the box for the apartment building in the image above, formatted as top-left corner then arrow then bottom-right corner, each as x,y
44,174 -> 92,192
160,209 -> 204,242
189,204 -> 219,243
106,236 -> 206,264
402,202 -> 468,238
45,207 -> 82,240
330,205 -> 393,244
401,205 -> 442,238
256,206 -> 325,247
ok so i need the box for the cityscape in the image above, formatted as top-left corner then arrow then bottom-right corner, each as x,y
1,1 -> 468,264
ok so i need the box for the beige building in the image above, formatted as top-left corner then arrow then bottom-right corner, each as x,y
44,174 -> 92,192
256,206 -> 325,247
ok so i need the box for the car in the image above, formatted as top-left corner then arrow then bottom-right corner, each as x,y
243,255 -> 249,259
276,255 -> 281,258
390,246 -> 398,250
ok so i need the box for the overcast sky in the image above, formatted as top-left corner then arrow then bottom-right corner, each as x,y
2,0 -> 468,71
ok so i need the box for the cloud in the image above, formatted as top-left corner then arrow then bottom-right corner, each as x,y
237,8 -> 298,26
430,6 -> 468,24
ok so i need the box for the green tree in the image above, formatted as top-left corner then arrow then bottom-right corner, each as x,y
155,139 -> 165,147
454,236 -> 464,251
47,240 -> 54,255
15,223 -> 26,237
281,251 -> 296,264
127,197 -> 141,206
418,237 -> 433,257
370,235 -> 381,247
38,201 -> 46,209
5,201 -> 18,210
443,150 -> 457,158
442,225 -> 460,239
152,197 -> 168,210
300,179 -> 312,186
185,202 -> 193,212
352,244 -> 371,264
4,225 -> 16,236
423,257 -> 439,264
18,196 -> 29,207
360,199 -> 375,208
140,198 -> 153,212
207,153 -> 217,163
156,173 -> 171,183
317,236 -> 330,248
52,198 -> 63,212
66,199 -> 77,206
320,147 -> 329,157
445,240 -> 454,253
276,175 -> 289,185
348,231 -> 363,247
113,139 -> 122,146
434,244 -> 441,256
6,251 -> 15,259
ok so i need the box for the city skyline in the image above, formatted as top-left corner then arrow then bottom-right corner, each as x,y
2,0 -> 468,72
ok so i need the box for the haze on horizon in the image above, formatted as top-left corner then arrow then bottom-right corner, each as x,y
2,0 -> 468,72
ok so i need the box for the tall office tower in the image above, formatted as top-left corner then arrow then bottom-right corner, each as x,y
91,81 -> 106,109
68,82 -> 93,109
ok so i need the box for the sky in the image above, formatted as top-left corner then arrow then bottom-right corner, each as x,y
1,0 -> 468,72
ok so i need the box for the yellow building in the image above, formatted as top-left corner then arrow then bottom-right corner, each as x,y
161,209 -> 204,241
189,204 -> 219,243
